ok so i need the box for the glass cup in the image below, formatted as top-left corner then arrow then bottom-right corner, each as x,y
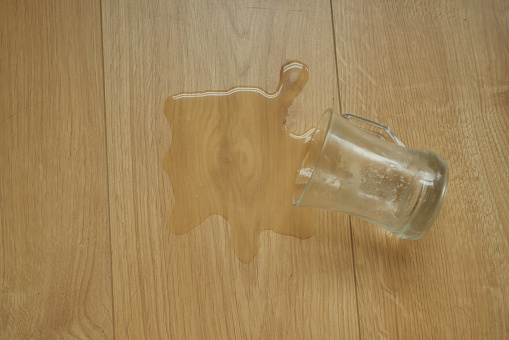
293,109 -> 448,239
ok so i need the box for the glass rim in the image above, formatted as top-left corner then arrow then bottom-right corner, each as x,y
292,108 -> 334,206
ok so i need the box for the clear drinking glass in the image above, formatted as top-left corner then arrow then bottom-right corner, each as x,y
293,109 -> 448,239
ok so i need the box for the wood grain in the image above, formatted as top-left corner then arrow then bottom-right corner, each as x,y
101,0 -> 358,338
332,0 -> 509,338
3,0 -> 507,338
0,1 -> 113,338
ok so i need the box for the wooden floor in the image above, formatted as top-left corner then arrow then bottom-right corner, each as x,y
1,0 -> 508,338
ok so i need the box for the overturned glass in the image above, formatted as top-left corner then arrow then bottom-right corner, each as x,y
293,109 -> 448,239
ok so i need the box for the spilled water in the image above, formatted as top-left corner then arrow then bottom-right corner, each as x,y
164,61 -> 316,262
